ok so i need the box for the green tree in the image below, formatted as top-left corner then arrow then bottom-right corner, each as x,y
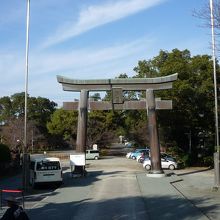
123,110 -> 149,146
0,93 -> 57,150
47,109 -> 78,144
133,60 -> 158,78
0,93 -> 57,124
28,96 -> 57,132
0,96 -> 12,123
133,49 -> 216,163
87,111 -> 109,146
89,93 -> 101,101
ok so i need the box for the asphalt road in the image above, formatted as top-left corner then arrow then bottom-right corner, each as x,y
27,157 -> 148,220
1,156 -> 218,219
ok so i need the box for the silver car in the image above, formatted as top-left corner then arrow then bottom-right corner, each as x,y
143,158 -> 177,170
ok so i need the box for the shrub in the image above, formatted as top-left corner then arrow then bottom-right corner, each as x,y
166,146 -> 192,168
100,149 -> 108,156
203,156 -> 214,167
0,143 -> 11,163
181,154 -> 193,167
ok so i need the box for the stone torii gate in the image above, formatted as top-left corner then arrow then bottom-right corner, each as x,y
57,73 -> 178,175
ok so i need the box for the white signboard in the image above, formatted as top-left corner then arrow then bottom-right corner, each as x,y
70,154 -> 85,166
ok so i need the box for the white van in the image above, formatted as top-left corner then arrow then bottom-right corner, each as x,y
86,150 -> 99,160
29,155 -> 63,187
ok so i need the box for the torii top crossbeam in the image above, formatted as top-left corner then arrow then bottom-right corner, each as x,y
57,73 -> 178,91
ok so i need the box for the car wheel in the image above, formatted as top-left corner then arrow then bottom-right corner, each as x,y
169,164 -> 175,170
132,156 -> 136,160
145,164 -> 151,170
94,156 -> 98,160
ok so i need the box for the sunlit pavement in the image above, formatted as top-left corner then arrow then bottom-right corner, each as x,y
170,167 -> 220,219
1,158 -> 220,219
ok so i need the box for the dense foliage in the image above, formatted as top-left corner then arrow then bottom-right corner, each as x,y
0,92 -> 57,151
0,143 -> 11,163
0,49 -> 218,166
47,109 -> 78,145
133,49 -> 217,165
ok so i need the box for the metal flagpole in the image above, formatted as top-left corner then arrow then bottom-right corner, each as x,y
23,0 -> 30,192
210,0 -> 220,189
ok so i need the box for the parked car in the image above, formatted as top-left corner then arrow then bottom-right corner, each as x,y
86,150 -> 99,160
126,151 -> 133,159
130,148 -> 149,160
143,157 -> 178,170
136,151 -> 150,163
29,155 -> 63,188
137,154 -> 150,163
124,141 -> 133,147
161,153 -> 176,162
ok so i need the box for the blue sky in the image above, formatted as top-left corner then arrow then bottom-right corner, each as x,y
0,0 -> 211,106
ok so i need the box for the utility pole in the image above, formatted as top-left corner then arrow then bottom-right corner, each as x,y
210,0 -> 220,189
23,0 -> 30,192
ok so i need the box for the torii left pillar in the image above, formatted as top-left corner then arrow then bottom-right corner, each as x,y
76,89 -> 88,153
74,90 -> 88,175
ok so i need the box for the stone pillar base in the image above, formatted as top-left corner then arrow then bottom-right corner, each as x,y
146,173 -> 166,178
146,170 -> 165,178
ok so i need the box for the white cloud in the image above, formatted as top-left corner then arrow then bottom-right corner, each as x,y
31,36 -> 155,78
41,0 -> 165,48
0,52 -> 24,81
0,36 -> 155,104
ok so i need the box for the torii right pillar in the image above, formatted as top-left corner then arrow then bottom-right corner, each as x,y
146,89 -> 164,176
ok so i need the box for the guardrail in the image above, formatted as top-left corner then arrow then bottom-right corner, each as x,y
0,189 -> 24,209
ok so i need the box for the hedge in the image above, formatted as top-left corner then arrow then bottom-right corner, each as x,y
0,143 -> 11,163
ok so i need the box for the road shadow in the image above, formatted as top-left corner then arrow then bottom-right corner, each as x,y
13,169 -> 124,209
61,170 -> 124,188
177,167 -> 213,176
26,194 -> 219,220
24,169 -> 220,220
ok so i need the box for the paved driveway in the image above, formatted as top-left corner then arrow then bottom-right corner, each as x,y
27,157 -> 148,220
1,157 -> 219,220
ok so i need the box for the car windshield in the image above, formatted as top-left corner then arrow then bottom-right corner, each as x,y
166,157 -> 176,162
36,161 -> 60,171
